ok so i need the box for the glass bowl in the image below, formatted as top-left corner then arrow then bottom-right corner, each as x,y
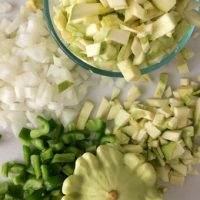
44,0 -> 195,77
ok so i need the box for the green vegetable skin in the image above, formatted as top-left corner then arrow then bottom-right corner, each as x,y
0,116 -> 116,199
53,0 -> 200,81
58,80 -> 73,93
62,145 -> 163,200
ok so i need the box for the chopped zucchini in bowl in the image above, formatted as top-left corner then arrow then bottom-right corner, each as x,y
44,0 -> 200,79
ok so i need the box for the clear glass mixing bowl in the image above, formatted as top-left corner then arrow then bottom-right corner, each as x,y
44,0 -> 195,77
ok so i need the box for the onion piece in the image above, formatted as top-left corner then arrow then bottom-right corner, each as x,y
0,7 -> 96,136
0,2 -> 12,13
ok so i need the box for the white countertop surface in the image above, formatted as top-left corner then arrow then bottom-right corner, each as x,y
1,1 -> 200,199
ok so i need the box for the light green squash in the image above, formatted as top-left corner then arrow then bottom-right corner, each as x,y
62,145 -> 163,200
152,0 -> 176,12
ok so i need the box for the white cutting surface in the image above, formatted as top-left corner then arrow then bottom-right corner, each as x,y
1,1 -> 200,199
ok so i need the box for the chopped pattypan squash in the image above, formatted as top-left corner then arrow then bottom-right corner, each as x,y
62,145 -> 163,200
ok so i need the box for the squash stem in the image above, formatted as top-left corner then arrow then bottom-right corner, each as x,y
108,190 -> 118,200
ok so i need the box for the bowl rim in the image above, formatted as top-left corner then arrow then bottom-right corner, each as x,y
43,0 -> 195,77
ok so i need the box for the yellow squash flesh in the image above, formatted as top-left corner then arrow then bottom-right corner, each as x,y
62,145 -> 163,200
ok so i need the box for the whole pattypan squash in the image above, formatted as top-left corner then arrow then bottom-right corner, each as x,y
62,145 -> 163,200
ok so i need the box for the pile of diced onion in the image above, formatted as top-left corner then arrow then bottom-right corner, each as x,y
0,6 -> 96,135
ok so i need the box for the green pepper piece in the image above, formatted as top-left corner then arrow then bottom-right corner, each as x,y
8,184 -> 23,199
12,172 -> 27,185
48,118 -> 57,132
74,132 -> 86,141
62,164 -> 74,176
43,196 -> 51,200
51,190 -> 63,199
41,165 -> 49,180
26,166 -> 35,175
9,163 -> 25,175
61,132 -> 85,144
58,80 -> 73,93
31,138 -> 46,150
47,140 -> 56,145
77,140 -> 93,149
44,175 -> 65,191
25,189 -> 45,200
61,134 -> 72,144
49,123 -> 64,139
64,146 -> 80,156
86,145 -> 97,153
31,155 -> 41,178
49,164 -> 62,175
89,132 -> 103,142
19,128 -> 31,146
41,148 -> 54,163
23,178 -> 43,190
23,146 -> 31,166
4,194 -> 15,200
100,135 -> 116,144
0,182 -> 9,194
67,122 -> 77,132
52,153 -> 76,163
51,142 -> 65,152
51,189 -> 62,196
1,162 -> 9,177
86,119 -> 106,133
30,116 -> 50,138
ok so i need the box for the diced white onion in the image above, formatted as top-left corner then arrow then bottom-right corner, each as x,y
0,2 -> 12,13
60,109 -> 78,127
0,7 -> 98,136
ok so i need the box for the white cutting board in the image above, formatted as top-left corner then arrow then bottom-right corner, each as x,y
1,1 -> 200,199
